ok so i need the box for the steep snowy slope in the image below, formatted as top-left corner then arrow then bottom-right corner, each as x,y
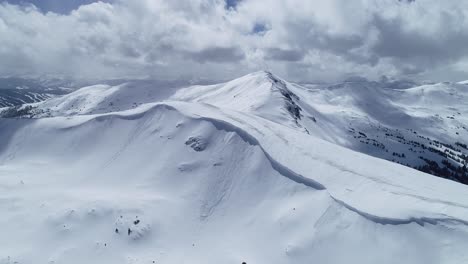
295,79 -> 468,183
171,72 -> 344,142
2,71 -> 467,183
1,101 -> 468,264
1,72 -> 468,263
172,72 -> 468,184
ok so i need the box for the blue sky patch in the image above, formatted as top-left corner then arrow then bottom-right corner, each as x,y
3,0 -> 111,14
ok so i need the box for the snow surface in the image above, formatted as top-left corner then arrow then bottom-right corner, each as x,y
171,73 -> 468,178
1,71 -> 468,263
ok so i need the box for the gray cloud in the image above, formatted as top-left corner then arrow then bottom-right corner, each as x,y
371,13 -> 468,70
0,0 -> 467,82
184,47 -> 246,63
265,48 -> 305,62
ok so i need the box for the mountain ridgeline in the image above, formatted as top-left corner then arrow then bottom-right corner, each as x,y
1,71 -> 468,263
2,72 -> 467,185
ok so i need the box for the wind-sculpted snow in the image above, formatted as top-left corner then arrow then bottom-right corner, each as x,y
189,113 -> 326,191
331,196 -> 468,227
165,102 -> 468,221
1,73 -> 468,263
173,71 -> 468,184
6,101 -> 467,221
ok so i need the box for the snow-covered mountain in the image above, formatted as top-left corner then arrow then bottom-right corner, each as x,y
1,71 -> 468,263
300,78 -> 468,183
172,72 -> 468,184
0,77 -> 78,108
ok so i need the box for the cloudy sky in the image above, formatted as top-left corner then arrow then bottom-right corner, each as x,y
1,0 -> 468,82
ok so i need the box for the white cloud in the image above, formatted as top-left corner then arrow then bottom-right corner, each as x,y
1,0 -> 468,82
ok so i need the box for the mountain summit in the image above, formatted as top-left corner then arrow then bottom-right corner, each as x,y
0,72 -> 467,263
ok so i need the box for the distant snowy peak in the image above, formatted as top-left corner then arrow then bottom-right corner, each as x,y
326,76 -> 420,91
0,80 -> 179,118
399,82 -> 468,106
172,71 -> 288,110
0,77 -> 78,108
171,71 -> 316,131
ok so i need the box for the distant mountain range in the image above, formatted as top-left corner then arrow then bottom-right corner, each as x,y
0,77 -> 80,107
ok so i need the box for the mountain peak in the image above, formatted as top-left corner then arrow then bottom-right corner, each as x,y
242,70 -> 283,84
1,71 -> 468,264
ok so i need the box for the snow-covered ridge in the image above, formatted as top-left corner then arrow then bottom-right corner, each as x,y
173,72 -> 468,184
1,71 -> 467,182
1,72 -> 468,263
171,71 -> 310,129
50,100 -> 468,223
